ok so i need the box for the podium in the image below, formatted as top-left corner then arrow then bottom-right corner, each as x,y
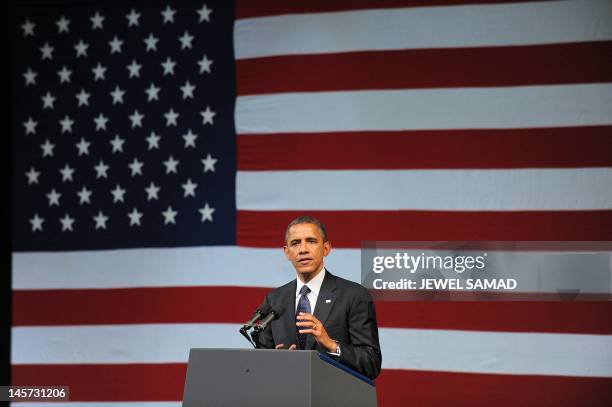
182,348 -> 377,407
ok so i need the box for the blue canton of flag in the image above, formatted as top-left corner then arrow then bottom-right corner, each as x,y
12,0 -> 237,251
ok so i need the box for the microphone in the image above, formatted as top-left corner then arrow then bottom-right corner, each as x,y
254,306 -> 283,332
240,303 -> 272,347
240,303 -> 271,335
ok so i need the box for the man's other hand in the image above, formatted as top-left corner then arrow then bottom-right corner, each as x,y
275,343 -> 297,350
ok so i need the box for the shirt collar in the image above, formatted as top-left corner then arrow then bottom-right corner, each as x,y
296,266 -> 326,299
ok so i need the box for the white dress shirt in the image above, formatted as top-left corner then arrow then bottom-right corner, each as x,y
295,266 -> 326,313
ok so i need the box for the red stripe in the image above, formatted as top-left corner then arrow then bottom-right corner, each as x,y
375,301 -> 612,334
12,364 -> 186,401
377,369 -> 612,407
237,127 -> 612,170
237,210 -> 612,248
12,364 -> 612,405
237,43 -> 612,94
13,287 -> 612,334
236,0 -> 538,20
12,286 -> 269,326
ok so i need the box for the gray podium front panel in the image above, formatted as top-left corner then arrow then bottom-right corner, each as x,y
182,348 -> 377,407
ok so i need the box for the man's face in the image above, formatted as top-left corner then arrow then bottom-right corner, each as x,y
284,223 -> 331,277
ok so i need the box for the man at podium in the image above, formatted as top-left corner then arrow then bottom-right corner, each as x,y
257,216 -> 382,380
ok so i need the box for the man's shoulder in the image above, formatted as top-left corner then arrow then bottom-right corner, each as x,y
329,272 -> 372,300
264,271 -> 371,301
265,279 -> 295,301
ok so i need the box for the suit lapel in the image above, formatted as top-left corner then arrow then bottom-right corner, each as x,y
306,270 -> 337,350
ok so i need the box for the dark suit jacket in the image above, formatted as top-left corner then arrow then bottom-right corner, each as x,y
258,270 -> 382,379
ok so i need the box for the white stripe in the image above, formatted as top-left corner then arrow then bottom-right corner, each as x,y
12,324 -> 612,377
13,248 -> 611,294
235,84 -> 612,132
237,168 -> 612,211
11,247 -> 360,289
234,0 -> 612,59
380,327 -> 612,377
11,324 -> 251,364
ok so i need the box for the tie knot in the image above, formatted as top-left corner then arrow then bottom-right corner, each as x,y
299,285 -> 310,296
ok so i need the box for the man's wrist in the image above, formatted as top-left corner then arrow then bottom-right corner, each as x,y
326,340 -> 341,356
324,339 -> 337,353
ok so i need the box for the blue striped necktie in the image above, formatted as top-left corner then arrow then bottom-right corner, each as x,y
296,285 -> 311,349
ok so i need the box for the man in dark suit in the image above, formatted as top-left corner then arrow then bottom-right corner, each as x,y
257,216 -> 382,380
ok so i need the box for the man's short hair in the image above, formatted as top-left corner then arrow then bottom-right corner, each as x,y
285,215 -> 328,244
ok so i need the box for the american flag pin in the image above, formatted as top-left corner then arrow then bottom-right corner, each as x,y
325,299 -> 332,303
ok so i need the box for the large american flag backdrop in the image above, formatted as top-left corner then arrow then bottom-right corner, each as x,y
10,0 -> 612,405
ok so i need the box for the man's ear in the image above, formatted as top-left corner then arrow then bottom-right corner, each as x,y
323,240 -> 332,257
283,245 -> 290,260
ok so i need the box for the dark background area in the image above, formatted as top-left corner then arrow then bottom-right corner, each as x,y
3,0 -> 15,389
